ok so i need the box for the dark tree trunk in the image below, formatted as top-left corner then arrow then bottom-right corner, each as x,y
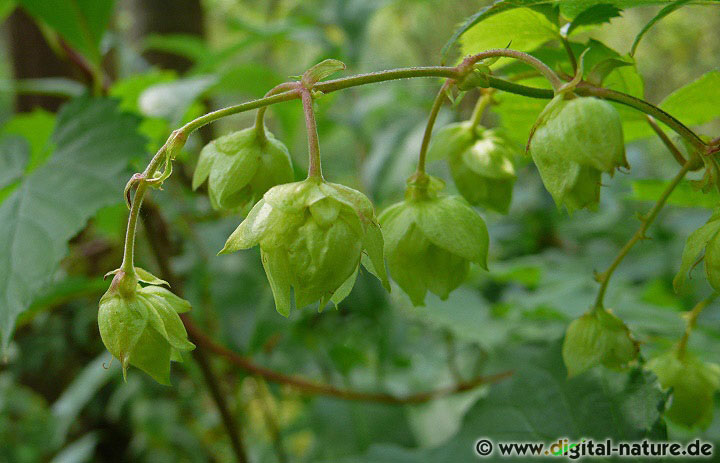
124,0 -> 205,72
5,8 -> 80,112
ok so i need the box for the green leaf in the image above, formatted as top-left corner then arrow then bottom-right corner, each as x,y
673,216 -> 720,291
460,8 -> 560,58
630,179 -> 720,208
143,34 -> 209,62
0,77 -> 86,99
441,0 -> 552,60
566,4 -> 623,36
334,342 -> 666,463
17,0 -> 113,65
559,0 -> 711,18
0,0 -> 15,22
51,354 -> 115,446
1,109 -> 56,172
631,0 -> 691,56
660,70 -> 720,127
139,75 -> 218,125
0,97 -> 146,347
0,137 -> 28,191
302,59 -> 346,87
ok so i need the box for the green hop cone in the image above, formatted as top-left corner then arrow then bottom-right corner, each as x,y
647,349 -> 720,428
219,176 -> 389,316
98,268 -> 195,385
427,122 -> 517,214
562,307 -> 639,377
378,173 -> 489,306
192,126 -> 293,213
529,95 -> 627,213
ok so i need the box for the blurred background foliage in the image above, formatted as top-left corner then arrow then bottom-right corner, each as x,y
1,1 -> 719,462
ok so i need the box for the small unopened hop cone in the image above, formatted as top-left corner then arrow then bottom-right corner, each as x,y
98,268 -> 195,384
192,126 -> 294,214
427,121 -> 517,214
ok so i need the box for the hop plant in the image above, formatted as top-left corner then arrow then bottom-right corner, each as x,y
562,307 -> 638,377
192,126 -> 294,213
529,95 -> 627,213
378,173 -> 489,306
674,211 -> 720,292
219,176 -> 389,315
99,268 -> 195,385
427,121 -> 517,213
647,349 -> 720,428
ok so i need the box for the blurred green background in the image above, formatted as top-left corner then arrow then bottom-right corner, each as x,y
1,1 -> 719,462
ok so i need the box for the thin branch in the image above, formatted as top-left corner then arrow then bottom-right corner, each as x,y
646,115 -> 690,168
594,161 -> 695,309
301,87 -> 323,178
416,80 -> 452,174
182,317 -> 512,405
141,208 -> 249,463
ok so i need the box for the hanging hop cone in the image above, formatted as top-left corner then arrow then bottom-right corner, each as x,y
528,95 -> 627,213
192,126 -> 294,213
427,121 -> 517,214
219,176 -> 389,316
562,307 -> 638,377
98,268 -> 195,385
378,173 -> 489,306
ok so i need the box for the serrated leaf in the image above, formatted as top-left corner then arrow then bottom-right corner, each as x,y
17,0 -> 113,65
566,4 -> 623,36
631,0 -> 691,56
460,8 -> 560,59
441,0 -> 553,60
559,0 -> 711,18
0,97 -> 146,347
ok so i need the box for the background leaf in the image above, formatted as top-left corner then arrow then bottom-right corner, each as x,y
0,97 -> 145,347
630,0 -> 692,56
566,4 -> 623,36
16,0 -> 114,64
631,179 -> 720,208
460,8 -> 559,58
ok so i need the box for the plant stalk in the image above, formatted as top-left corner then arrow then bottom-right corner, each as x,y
301,88 -> 323,179
416,80 -> 451,174
593,160 -> 694,309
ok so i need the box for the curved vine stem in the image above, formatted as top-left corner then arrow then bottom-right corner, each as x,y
593,160 -> 695,310
416,80 -> 452,174
119,52 -> 709,315
255,82 -> 298,143
464,48 -> 564,92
